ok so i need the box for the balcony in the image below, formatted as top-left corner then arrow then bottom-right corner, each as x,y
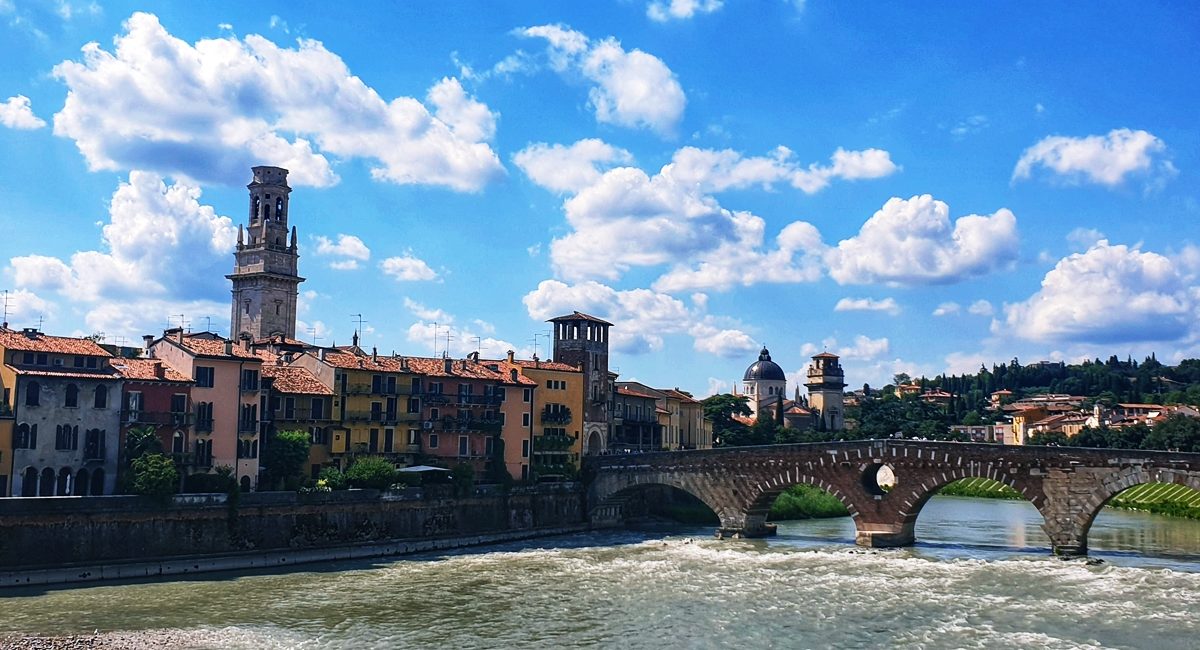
345,384 -> 414,396
195,418 -> 214,432
540,407 -> 573,425
533,434 -> 574,452
121,410 -> 193,426
277,408 -> 335,422
238,421 -> 259,435
433,418 -> 503,433
344,411 -> 420,424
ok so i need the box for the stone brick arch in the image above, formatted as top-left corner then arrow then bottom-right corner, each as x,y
588,472 -> 741,531
743,471 -> 861,522
1070,467 -> 1200,554
891,464 -> 1047,530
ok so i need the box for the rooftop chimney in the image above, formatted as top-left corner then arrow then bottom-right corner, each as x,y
319,348 -> 326,361
506,350 -> 514,363
372,346 -> 378,362
142,334 -> 154,354
444,357 -> 453,374
224,340 -> 233,356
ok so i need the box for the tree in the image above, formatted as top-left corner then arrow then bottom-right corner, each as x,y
701,394 -> 752,446
261,429 -> 311,490
131,453 -> 179,504
344,456 -> 399,490
1142,415 -> 1200,452
119,425 -> 163,493
452,462 -> 475,496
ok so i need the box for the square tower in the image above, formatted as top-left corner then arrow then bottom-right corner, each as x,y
805,352 -> 846,431
227,166 -> 304,340
549,312 -> 612,455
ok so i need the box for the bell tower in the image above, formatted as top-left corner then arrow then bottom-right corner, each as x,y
227,166 -> 304,340
550,311 -> 613,455
805,352 -> 846,431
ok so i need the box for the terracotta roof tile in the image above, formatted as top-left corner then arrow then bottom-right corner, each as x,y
109,358 -> 192,383
617,386 -> 658,400
165,334 -> 261,360
508,359 -> 581,372
0,328 -> 111,357
662,389 -> 699,403
5,367 -> 120,380
261,365 -> 333,395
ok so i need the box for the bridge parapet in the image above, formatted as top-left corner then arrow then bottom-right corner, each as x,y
584,440 -> 1200,556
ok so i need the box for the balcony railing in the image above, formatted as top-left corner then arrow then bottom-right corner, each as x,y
195,418 -> 214,432
121,410 -> 193,426
345,384 -> 415,396
238,421 -> 259,434
344,411 -> 420,424
533,434 -> 574,452
431,418 -> 503,433
276,408 -> 334,422
540,408 -> 573,425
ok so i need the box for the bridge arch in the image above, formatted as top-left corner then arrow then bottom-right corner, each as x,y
1070,468 -> 1200,554
589,473 -> 741,532
743,471 -> 860,523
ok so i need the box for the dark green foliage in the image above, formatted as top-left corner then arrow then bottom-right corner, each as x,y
318,466 -> 349,490
261,429 -> 312,491
119,425 -> 163,493
701,393 -> 752,446
343,456 -> 399,490
769,484 -> 850,520
130,453 -> 179,504
452,463 -> 475,495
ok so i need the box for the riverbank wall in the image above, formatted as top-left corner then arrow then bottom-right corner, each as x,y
0,483 -> 585,589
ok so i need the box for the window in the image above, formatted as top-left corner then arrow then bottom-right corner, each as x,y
73,356 -> 85,368
369,428 -> 379,453
86,357 -> 97,369
196,402 -> 214,430
84,429 -> 106,461
24,381 -> 40,407
523,388 -> 532,402
93,385 -> 108,409
430,407 -> 440,421
172,432 -> 185,454
484,437 -> 494,456
240,403 -> 258,431
125,391 -> 142,421
428,382 -> 442,395
407,429 -> 420,445
429,433 -> 439,449
14,423 -> 33,449
170,393 -> 187,414
458,436 -> 468,456
22,352 -> 33,365
311,398 -> 326,419
407,397 -> 420,414
64,384 -> 79,408
36,353 -> 47,366
55,425 -> 78,450
195,366 -> 215,388
384,428 -> 394,453
283,397 -> 295,419
371,374 -> 383,394
521,439 -> 530,458
522,413 -> 530,427
240,369 -> 259,391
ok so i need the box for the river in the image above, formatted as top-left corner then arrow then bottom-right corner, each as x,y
2,495 -> 1199,649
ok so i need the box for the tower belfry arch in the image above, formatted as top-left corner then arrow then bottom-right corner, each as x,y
227,166 -> 304,340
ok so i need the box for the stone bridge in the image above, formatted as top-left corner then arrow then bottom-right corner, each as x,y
583,440 -> 1200,555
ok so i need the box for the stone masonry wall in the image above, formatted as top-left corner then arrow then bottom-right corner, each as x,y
0,484 -> 584,570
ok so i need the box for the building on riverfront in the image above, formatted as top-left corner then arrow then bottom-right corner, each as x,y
739,347 -> 846,431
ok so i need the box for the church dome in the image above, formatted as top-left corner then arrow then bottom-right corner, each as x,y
743,347 -> 786,381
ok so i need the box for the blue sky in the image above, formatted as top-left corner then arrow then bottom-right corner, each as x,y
1,0 -> 1198,396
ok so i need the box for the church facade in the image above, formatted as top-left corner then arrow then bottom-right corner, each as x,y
740,347 -> 845,431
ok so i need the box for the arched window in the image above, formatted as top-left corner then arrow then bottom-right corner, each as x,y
76,469 -> 90,496
264,202 -> 272,221
172,431 -> 184,454
21,467 -> 37,497
39,468 -> 55,496
251,197 -> 260,223
240,475 -> 251,492
64,383 -> 79,408
25,381 -> 40,406
57,468 -> 71,496
94,385 -> 108,409
90,468 -> 105,496
275,197 -> 284,219
14,423 -> 29,449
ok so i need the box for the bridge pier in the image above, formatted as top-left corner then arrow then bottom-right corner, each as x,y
854,521 -> 915,548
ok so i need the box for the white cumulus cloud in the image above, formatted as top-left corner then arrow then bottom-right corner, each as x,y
932,302 -> 961,317
967,299 -> 994,317
520,24 -> 686,136
380,253 -> 438,282
522,279 -> 757,358
647,0 -> 723,22
0,95 -> 46,129
834,297 -> 900,315
5,172 -> 235,339
313,233 -> 370,270
1013,128 -> 1174,188
519,139 -> 895,289
826,194 -> 1019,286
51,12 -> 503,190
1001,240 -> 1196,344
